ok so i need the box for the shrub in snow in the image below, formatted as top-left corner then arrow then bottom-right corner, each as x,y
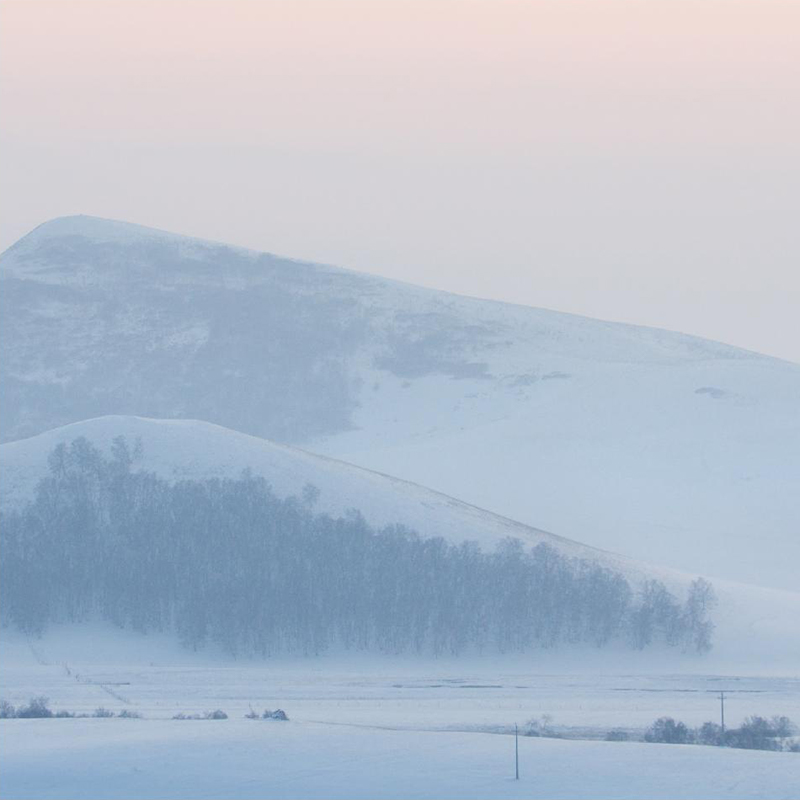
244,707 -> 260,719
726,716 -> 793,751
644,717 -> 692,744
93,707 -> 115,718
524,715 -> 557,737
54,710 -> 76,718
696,721 -> 723,746
262,709 -> 289,721
118,710 -> 142,719
769,716 -> 796,738
604,729 -> 629,742
652,716 -> 797,750
15,696 -> 53,719
173,710 -> 228,720
0,700 -> 15,718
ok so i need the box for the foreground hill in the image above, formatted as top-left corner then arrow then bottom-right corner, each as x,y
1,216 -> 798,589
2,415 -> 798,668
0,415 -> 637,574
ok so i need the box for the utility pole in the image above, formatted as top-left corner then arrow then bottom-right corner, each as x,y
719,691 -> 726,745
515,723 -> 519,780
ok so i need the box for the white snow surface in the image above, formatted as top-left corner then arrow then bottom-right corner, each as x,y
1,625 -> 800,800
2,415 -> 799,670
4,718 -> 799,800
1,215 -> 798,590
0,415 -> 618,562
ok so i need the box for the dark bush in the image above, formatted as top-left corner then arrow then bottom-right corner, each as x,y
644,717 -> 692,744
262,709 -> 289,721
655,715 -> 798,751
769,716 -> 796,738
16,696 -> 53,719
173,710 -> 228,720
696,721 -> 723,746
727,716 -> 786,751
605,729 -> 629,741
524,715 -> 557,738
1,700 -> 144,720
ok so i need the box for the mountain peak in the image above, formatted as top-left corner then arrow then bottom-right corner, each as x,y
1,214 -> 275,286
9,214 -> 201,252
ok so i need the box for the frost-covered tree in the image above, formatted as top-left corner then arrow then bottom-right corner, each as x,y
644,717 -> 692,744
0,438 -> 716,657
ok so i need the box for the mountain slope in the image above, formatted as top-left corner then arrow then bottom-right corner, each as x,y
2,415 -> 798,669
0,415 -> 627,570
1,215 -> 798,589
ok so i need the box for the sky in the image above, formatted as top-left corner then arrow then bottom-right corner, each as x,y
1,0 -> 798,362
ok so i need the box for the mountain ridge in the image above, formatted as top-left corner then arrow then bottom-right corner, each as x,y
1,216 -> 798,590
3,214 -> 774,363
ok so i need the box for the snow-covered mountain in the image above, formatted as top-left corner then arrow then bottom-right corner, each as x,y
1,215 -> 798,590
0,415 -> 603,563
2,414 -> 798,669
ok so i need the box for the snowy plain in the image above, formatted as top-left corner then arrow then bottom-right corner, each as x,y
4,719 -> 800,800
2,626 -> 800,800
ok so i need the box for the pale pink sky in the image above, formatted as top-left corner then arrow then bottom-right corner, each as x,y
2,1 -> 798,360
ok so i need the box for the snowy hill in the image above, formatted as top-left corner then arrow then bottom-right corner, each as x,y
1,215 -> 798,589
2,414 -> 799,669
0,415 -> 631,572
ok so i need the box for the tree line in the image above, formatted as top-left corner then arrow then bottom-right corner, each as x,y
0,437 -> 716,656
643,715 -> 798,751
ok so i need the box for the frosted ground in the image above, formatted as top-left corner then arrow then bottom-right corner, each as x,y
2,626 -> 800,799
4,719 -> 800,800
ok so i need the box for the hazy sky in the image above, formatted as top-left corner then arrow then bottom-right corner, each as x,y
2,1 -> 798,361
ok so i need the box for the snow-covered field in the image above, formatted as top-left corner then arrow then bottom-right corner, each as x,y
2,627 -> 800,800
5,718 -> 800,800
